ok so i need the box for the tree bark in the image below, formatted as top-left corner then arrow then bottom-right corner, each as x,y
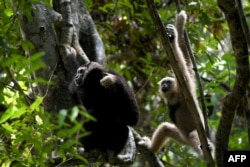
19,0 -> 105,113
216,0 -> 250,166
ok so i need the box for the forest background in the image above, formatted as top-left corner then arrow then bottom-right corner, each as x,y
0,0 -> 249,166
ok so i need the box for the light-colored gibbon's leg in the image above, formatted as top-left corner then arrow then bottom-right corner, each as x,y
139,11 -> 213,161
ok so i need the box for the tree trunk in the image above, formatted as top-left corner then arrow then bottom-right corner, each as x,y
19,0 -> 105,113
216,0 -> 250,166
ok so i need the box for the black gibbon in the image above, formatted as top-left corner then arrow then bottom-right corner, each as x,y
139,11 -> 213,160
70,62 -> 139,156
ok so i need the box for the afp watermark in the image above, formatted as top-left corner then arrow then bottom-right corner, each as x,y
224,151 -> 250,167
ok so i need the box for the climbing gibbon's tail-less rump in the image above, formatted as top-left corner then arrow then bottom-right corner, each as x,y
139,11 -> 213,160
71,62 -> 139,155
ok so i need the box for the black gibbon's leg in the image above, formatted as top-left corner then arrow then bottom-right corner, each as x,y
70,62 -> 139,164
109,127 -> 136,164
139,11 -> 213,161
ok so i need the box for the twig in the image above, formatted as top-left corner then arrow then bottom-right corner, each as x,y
6,67 -> 31,105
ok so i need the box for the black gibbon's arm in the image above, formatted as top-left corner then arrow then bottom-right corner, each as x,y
139,11 -> 213,161
70,62 -> 139,163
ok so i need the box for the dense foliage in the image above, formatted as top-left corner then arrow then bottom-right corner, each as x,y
0,0 -> 249,166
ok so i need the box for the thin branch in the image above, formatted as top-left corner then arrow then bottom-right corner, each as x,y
145,0 -> 214,166
6,67 -> 31,105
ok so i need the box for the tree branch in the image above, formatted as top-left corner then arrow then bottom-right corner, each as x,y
145,0 -> 214,166
132,129 -> 165,167
174,0 -> 210,137
216,0 -> 250,166
53,0 -> 106,66
57,0 -> 90,65
235,0 -> 250,50
48,128 -> 164,166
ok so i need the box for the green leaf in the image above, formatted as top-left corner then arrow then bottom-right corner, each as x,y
2,123 -> 17,133
0,108 -> 15,124
58,109 -> 68,126
10,106 -> 27,119
70,106 -> 79,122
199,12 -> 212,25
57,122 -> 82,137
35,115 -> 43,125
4,8 -> 13,17
30,97 -> 44,111
21,40 -> 35,51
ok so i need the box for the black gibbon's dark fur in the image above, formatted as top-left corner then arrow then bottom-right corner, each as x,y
139,11 -> 213,161
70,62 -> 139,155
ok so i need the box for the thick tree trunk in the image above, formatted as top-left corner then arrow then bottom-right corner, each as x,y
216,0 -> 250,166
19,0 -> 105,112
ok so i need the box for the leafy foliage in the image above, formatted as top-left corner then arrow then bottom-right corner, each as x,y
0,0 -> 249,166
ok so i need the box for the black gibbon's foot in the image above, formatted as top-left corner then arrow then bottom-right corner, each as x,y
165,24 -> 175,42
109,127 -> 136,164
100,73 -> 117,89
108,152 -> 134,165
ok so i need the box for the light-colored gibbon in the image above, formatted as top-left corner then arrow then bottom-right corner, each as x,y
139,11 -> 213,161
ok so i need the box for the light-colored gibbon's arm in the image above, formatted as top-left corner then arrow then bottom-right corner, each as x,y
139,11 -> 214,161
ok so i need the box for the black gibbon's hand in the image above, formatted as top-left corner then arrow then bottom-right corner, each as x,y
100,73 -> 117,89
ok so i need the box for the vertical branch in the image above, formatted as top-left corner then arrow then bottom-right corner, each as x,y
58,0 -> 90,68
216,0 -> 250,166
145,0 -> 214,166
174,0 -> 210,136
53,0 -> 106,65
235,0 -> 250,49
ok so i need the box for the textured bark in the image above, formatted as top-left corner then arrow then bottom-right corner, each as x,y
216,0 -> 250,166
19,1 -> 105,113
19,4 -> 70,112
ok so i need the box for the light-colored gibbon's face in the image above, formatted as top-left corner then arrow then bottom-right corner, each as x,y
138,10 -> 214,162
158,77 -> 179,102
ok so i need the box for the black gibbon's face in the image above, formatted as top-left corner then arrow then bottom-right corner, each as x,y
74,66 -> 88,86
74,62 -> 105,86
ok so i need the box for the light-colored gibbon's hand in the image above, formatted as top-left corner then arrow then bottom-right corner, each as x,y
139,11 -> 214,161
